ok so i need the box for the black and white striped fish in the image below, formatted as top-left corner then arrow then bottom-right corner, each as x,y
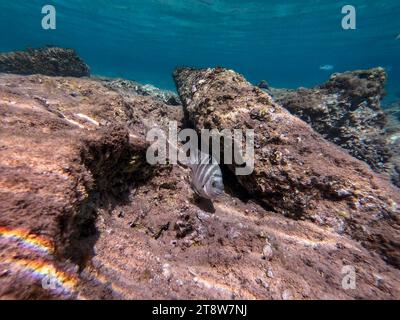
187,150 -> 224,200
142,120 -> 224,199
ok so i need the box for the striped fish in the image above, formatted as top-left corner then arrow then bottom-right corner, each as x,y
142,120 -> 224,199
187,150 -> 224,199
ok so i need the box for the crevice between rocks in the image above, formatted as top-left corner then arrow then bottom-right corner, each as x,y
57,125 -> 153,270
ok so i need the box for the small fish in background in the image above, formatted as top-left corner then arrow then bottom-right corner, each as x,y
396,33 -> 400,40
320,64 -> 334,71
188,150 -> 224,200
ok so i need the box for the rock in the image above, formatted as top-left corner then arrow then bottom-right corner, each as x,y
162,263 -> 172,281
0,73 -> 179,299
266,268 -> 274,278
262,243 -> 274,260
383,101 -> 400,187
282,289 -> 294,300
174,214 -> 195,239
257,80 -> 269,89
98,77 -> 181,106
1,71 -> 400,300
385,101 -> 400,123
0,47 -> 90,77
374,274 -> 384,288
270,71 -> 400,188
255,278 -> 269,289
173,67 -> 400,268
271,68 -> 391,174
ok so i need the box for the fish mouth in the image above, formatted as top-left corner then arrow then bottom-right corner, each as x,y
212,184 -> 224,196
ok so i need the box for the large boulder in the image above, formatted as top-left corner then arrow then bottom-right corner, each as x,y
0,47 -> 90,77
1,71 -> 400,300
270,68 -> 390,173
174,67 -> 400,268
0,74 -> 178,298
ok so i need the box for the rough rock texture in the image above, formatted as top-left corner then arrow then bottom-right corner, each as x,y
174,67 -> 400,269
0,47 -> 90,77
385,101 -> 400,126
383,101 -> 400,187
1,72 -> 400,300
98,77 -> 181,106
0,74 -> 179,298
88,168 -> 400,299
269,68 -> 391,174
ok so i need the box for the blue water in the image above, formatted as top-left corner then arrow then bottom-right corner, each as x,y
1,1 -> 399,101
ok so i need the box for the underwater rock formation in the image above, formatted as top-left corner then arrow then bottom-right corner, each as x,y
0,73 -> 178,298
270,68 -> 391,174
257,80 -> 269,89
1,72 -> 400,300
385,101 -> 400,123
0,47 -> 90,77
174,67 -> 400,268
383,101 -> 400,187
98,77 -> 181,106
